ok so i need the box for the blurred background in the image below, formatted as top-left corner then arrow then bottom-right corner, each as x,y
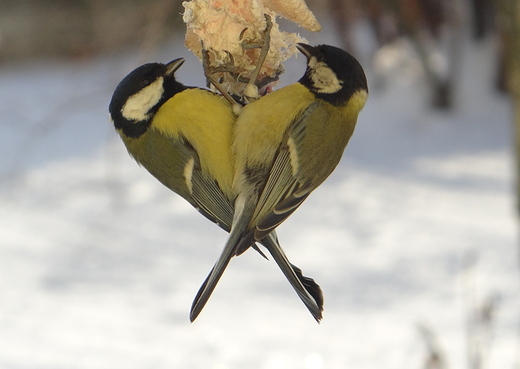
0,0 -> 519,368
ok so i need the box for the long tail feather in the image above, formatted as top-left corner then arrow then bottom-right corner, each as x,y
260,233 -> 323,322
289,263 -> 324,314
190,195 -> 254,322
189,228 -> 242,322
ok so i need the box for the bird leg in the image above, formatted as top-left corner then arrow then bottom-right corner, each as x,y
201,45 -> 243,115
241,14 -> 273,101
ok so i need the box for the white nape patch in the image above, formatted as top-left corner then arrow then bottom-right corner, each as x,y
121,77 -> 164,122
308,56 -> 343,94
287,137 -> 300,177
184,157 -> 195,193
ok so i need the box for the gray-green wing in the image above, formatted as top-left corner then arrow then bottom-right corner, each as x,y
251,100 -> 353,241
123,127 -> 234,230
245,102 -> 318,241
190,161 -> 234,232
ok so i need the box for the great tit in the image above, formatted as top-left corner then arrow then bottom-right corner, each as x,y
108,58 -> 323,322
190,44 -> 368,321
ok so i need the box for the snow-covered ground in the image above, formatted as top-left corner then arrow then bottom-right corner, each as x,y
0,28 -> 518,369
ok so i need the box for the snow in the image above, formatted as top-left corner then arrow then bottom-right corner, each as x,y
0,33 -> 518,368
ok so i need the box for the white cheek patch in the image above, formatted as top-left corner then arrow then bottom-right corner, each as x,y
310,61 -> 343,94
121,77 -> 164,121
307,56 -> 318,69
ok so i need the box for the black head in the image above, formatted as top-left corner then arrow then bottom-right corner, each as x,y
297,44 -> 368,107
109,58 -> 187,138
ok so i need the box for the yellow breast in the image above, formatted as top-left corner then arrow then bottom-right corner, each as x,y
152,88 -> 236,198
233,83 -> 315,171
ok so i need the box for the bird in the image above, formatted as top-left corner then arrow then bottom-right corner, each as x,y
190,43 -> 368,322
108,58 -> 323,322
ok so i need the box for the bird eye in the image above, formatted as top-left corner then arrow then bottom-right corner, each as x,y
141,78 -> 151,86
